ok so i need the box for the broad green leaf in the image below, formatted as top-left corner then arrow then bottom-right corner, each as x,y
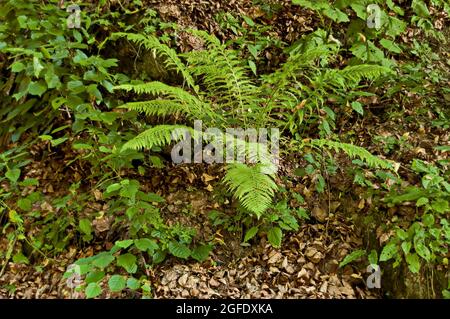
92,253 -> 115,268
28,81 -> 47,96
33,57 -> 44,78
6,168 -> 21,183
85,282 -> 102,299
115,239 -> 134,249
414,239 -> 431,261
108,275 -> 126,292
401,241 -> 412,255
422,214 -> 435,227
17,198 -> 32,211
406,253 -> 420,273
85,271 -> 105,284
339,249 -> 366,268
267,227 -> 282,248
79,219 -> 92,235
431,200 -> 449,213
168,242 -> 191,259
116,253 -> 137,273
244,226 -> 259,242
11,61 -> 25,73
351,101 -> 364,115
416,197 -> 429,207
191,244 -> 212,262
127,277 -> 140,290
380,242 -> 398,262
12,252 -> 29,264
134,238 -> 158,252
380,39 -> 402,54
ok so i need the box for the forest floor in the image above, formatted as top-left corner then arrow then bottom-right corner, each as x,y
0,0 -> 449,299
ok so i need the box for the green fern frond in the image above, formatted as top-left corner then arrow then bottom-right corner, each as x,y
184,30 -> 259,118
311,139 -> 394,170
223,163 -> 278,217
118,100 -> 187,117
111,32 -> 198,93
122,125 -> 193,151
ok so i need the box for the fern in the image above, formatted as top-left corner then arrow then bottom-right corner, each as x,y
118,100 -> 187,117
223,163 -> 278,217
311,139 -> 395,170
111,32 -> 198,93
122,125 -> 193,151
183,29 -> 259,123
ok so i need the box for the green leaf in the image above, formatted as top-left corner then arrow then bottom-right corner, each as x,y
368,249 -> 378,265
127,277 -> 140,290
92,253 -> 115,269
11,61 -> 25,73
85,271 -> 105,284
108,275 -> 126,292
6,168 -> 21,183
351,101 -> 364,115
134,238 -> 158,252
431,199 -> 449,213
12,252 -> 29,264
412,0 -> 430,17
28,81 -> 47,96
115,239 -> 134,249
116,253 -> 137,273
267,227 -> 282,248
414,239 -> 431,261
248,60 -> 257,75
406,253 -> 420,273
422,214 -> 435,227
244,226 -> 259,242
401,241 -> 412,255
380,242 -> 398,262
17,198 -> 32,211
85,282 -> 102,299
339,249 -> 366,268
168,242 -> 191,259
380,39 -> 402,54
416,197 -> 429,207
191,244 -> 212,262
33,57 -> 44,78
79,218 -> 92,235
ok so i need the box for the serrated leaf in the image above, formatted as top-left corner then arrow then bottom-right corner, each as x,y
92,253 -> 115,269
244,226 -> 259,242
126,277 -> 140,290
267,227 -> 282,248
134,238 -> 158,252
116,253 -> 137,273
168,241 -> 191,259
6,168 -> 21,183
85,283 -> 102,299
108,275 -> 126,292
